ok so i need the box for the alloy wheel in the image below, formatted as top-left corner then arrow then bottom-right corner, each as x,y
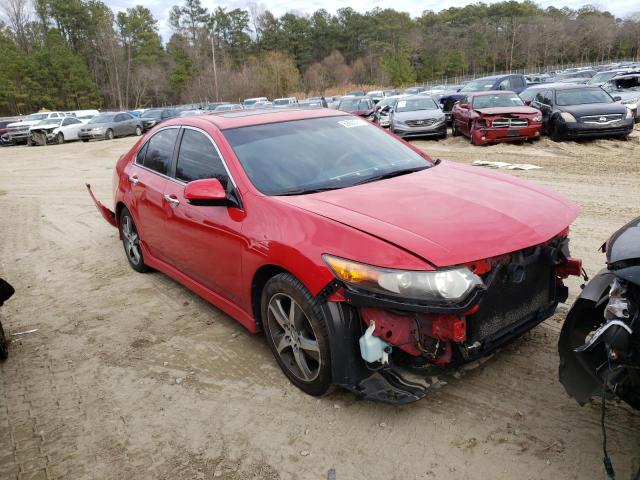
266,293 -> 321,382
121,214 -> 141,265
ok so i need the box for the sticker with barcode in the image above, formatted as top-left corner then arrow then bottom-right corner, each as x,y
338,119 -> 367,128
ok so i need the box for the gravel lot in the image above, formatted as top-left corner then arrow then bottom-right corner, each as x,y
1,127 -> 639,479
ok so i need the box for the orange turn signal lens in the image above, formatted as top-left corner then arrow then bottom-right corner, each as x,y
322,255 -> 379,284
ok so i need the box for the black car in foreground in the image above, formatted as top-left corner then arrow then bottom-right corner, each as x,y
530,85 -> 634,140
139,108 -> 180,131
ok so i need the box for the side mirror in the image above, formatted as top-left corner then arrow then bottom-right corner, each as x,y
460,103 -> 469,109
184,178 -> 227,206
613,96 -> 622,101
380,105 -> 392,113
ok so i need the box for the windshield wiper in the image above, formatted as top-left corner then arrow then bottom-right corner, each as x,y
351,165 -> 430,186
277,186 -> 342,196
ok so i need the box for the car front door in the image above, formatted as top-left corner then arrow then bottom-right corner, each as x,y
61,117 -> 82,139
161,127 -> 245,303
124,127 -> 180,262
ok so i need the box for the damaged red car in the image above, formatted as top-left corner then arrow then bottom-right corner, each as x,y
451,91 -> 543,145
88,108 -> 581,404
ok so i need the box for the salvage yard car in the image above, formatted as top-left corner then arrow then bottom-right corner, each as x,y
140,108 -> 180,131
87,108 -> 582,404
337,97 -> 375,118
530,85 -> 634,141
78,112 -> 143,141
28,116 -> 85,145
451,91 -> 543,145
385,95 -> 447,139
2,111 -> 67,145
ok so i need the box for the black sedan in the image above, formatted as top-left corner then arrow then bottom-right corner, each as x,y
530,85 -> 634,140
139,108 -> 180,131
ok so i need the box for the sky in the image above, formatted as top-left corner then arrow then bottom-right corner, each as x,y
104,0 -> 639,43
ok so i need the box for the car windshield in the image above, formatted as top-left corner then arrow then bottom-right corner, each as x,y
223,116 -> 431,196
36,118 -> 62,126
88,114 -> 116,124
555,88 -> 613,106
588,71 -> 620,84
273,99 -> 291,106
339,99 -> 368,111
460,79 -> 496,92
25,113 -> 48,121
395,98 -> 438,112
472,94 -> 524,108
141,110 -> 163,119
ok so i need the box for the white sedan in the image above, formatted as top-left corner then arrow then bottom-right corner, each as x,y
28,116 -> 85,145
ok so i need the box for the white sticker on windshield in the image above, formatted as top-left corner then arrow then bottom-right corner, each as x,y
338,119 -> 367,128
397,100 -> 407,108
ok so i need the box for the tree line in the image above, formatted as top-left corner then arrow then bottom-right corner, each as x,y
1,0 -> 640,115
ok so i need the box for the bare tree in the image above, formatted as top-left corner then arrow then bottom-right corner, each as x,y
1,0 -> 31,51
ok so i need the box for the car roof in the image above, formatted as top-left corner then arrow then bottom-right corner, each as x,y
547,84 -> 603,91
172,108 -> 349,130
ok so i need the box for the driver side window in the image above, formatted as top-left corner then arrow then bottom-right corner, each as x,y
175,129 -> 229,187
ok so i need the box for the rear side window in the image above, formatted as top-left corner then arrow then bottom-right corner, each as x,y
175,129 -> 228,185
497,78 -> 511,90
143,128 -> 178,175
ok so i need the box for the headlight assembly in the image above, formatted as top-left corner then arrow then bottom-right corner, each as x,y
559,112 -> 576,122
621,97 -> 639,105
322,255 -> 484,302
532,115 -> 543,122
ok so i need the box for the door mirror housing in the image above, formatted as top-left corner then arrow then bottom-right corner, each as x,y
184,178 -> 227,206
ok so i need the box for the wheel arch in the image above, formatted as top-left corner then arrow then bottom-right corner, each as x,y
251,264 -> 289,330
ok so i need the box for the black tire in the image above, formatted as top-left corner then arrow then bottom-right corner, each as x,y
0,321 -> 7,360
135,126 -> 142,136
105,129 -> 114,140
261,273 -> 332,396
26,136 -> 32,146
119,207 -> 149,273
451,119 -> 460,136
469,125 -> 479,145
82,139 -> 90,142
550,119 -> 564,142
56,132 -> 64,145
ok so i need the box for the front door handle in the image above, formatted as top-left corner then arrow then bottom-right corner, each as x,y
128,175 -> 139,185
164,194 -> 180,207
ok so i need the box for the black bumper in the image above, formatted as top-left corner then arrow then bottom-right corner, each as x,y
563,119 -> 633,139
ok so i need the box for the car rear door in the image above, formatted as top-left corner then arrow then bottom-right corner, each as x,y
124,127 -> 180,262
161,127 -> 245,303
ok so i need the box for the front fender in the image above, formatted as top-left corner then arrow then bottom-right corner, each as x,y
558,268 -> 613,405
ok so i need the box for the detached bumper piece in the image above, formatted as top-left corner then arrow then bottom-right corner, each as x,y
85,184 -> 117,227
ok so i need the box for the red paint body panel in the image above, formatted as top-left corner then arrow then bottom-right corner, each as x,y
96,109 -> 579,334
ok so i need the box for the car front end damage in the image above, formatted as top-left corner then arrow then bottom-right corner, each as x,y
471,114 -> 542,145
29,126 -> 59,145
2,125 -> 30,144
320,232 -> 582,404
391,118 -> 447,138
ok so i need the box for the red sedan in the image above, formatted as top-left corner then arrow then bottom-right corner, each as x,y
451,91 -> 543,145
88,108 -> 581,404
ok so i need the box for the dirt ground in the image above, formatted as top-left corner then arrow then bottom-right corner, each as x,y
1,126 -> 639,480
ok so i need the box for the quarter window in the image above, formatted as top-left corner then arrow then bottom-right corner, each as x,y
498,78 -> 511,90
175,129 -> 228,185
143,128 -> 178,175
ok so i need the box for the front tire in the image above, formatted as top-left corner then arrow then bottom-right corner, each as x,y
119,208 -> 149,273
135,126 -> 142,136
451,119 -> 460,136
550,119 -> 564,142
261,273 -> 332,396
0,321 -> 8,360
56,132 -> 64,145
105,129 -> 114,140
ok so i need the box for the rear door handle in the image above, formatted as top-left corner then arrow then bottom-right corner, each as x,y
164,194 -> 179,207
128,175 -> 139,185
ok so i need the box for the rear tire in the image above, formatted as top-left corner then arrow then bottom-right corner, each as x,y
119,207 -> 149,273
261,273 -> 333,396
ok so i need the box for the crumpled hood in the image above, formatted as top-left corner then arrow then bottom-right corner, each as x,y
473,106 -> 540,116
29,122 -> 59,130
276,162 -> 579,267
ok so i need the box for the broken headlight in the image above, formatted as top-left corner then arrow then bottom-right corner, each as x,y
322,255 -> 484,302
